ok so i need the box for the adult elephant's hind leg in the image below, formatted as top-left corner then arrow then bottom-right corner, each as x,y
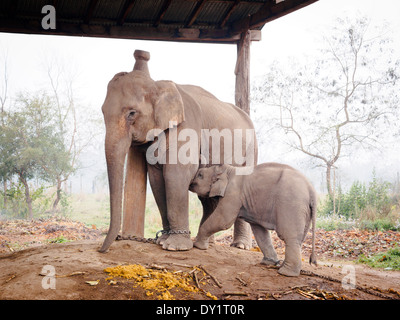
147,164 -> 169,245
231,218 -> 253,250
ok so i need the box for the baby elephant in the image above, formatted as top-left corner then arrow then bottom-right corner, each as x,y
189,163 -> 317,277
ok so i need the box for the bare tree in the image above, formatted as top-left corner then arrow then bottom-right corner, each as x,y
44,57 -> 97,212
0,51 -> 8,114
253,17 -> 400,198
0,50 -> 9,208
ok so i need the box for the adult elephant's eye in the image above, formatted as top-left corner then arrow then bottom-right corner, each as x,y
127,110 -> 136,120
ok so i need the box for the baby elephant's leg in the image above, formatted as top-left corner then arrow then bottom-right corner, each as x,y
194,198 -> 241,250
278,238 -> 302,277
250,224 -> 279,266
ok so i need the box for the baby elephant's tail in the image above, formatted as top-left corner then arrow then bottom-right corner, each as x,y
309,190 -> 318,266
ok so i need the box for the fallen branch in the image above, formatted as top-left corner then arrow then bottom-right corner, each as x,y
170,262 -> 192,268
300,269 -> 398,300
223,291 -> 248,296
56,271 -> 86,278
198,265 -> 222,288
192,271 -> 200,288
236,276 -> 247,286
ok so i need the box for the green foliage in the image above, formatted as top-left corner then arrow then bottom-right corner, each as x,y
0,181 -> 72,219
319,173 -> 391,218
318,171 -> 400,231
0,92 -> 75,218
315,215 -> 356,231
358,247 -> 400,270
47,235 -> 70,244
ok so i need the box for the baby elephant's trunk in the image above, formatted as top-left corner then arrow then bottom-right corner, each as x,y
309,193 -> 318,266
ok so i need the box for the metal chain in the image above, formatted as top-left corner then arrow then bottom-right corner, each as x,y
115,229 -> 191,244
168,229 -> 191,235
115,234 -> 156,244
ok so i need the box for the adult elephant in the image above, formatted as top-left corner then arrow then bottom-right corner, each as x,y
99,50 -> 258,253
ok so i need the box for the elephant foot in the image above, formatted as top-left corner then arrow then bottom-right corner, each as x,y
260,257 -> 282,267
194,238 -> 209,250
156,233 -> 169,246
162,234 -> 193,251
278,264 -> 301,277
230,238 -> 252,250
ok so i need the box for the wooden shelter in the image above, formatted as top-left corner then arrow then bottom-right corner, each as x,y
0,0 -> 318,237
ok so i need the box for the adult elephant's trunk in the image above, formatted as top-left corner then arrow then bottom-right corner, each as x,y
99,134 -> 131,253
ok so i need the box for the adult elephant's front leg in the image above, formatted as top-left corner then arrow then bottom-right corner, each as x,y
161,164 -> 196,251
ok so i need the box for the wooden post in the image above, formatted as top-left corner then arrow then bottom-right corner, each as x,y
122,146 -> 147,237
234,30 -> 253,244
235,30 -> 251,115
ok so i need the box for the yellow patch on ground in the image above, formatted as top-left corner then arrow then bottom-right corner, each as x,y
104,264 -> 217,300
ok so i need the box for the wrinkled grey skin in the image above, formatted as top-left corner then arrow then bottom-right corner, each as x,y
189,163 -> 317,277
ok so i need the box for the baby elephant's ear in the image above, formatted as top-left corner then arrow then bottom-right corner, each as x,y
209,165 -> 229,197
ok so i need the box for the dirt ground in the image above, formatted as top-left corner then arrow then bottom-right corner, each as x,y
1,219 -> 400,300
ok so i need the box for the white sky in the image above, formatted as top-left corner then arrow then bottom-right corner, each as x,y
1,0 -> 399,191
1,0 -> 399,106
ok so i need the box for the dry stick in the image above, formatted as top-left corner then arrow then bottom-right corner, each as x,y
171,262 -> 192,268
223,291 -> 248,296
198,265 -> 222,288
193,271 -> 200,289
236,276 -> 247,286
300,269 -> 397,300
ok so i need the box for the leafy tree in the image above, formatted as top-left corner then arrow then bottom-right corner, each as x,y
252,17 -> 400,199
0,93 -> 73,218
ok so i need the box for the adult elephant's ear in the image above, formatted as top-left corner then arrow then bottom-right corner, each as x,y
153,80 -> 185,131
209,165 -> 229,197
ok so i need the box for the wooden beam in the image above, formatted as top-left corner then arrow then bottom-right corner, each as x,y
231,0 -> 318,34
117,0 -> 137,26
84,0 -> 99,24
235,30 -> 251,115
220,0 -> 241,28
154,0 -> 173,27
186,0 -> 207,27
0,18 -> 261,44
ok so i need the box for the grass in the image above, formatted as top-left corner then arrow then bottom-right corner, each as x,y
357,247 -> 400,270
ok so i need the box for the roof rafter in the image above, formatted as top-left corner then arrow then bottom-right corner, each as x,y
231,0 -> 318,34
154,0 -> 173,27
117,0 -> 137,26
220,0 -> 241,28
84,0 -> 99,24
187,0 -> 208,27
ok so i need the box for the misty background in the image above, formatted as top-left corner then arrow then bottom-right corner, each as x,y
1,0 -> 399,196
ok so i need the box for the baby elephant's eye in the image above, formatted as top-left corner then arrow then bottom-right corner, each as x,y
198,173 -> 203,179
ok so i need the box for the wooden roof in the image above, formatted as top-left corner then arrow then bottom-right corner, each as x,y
0,0 -> 318,44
